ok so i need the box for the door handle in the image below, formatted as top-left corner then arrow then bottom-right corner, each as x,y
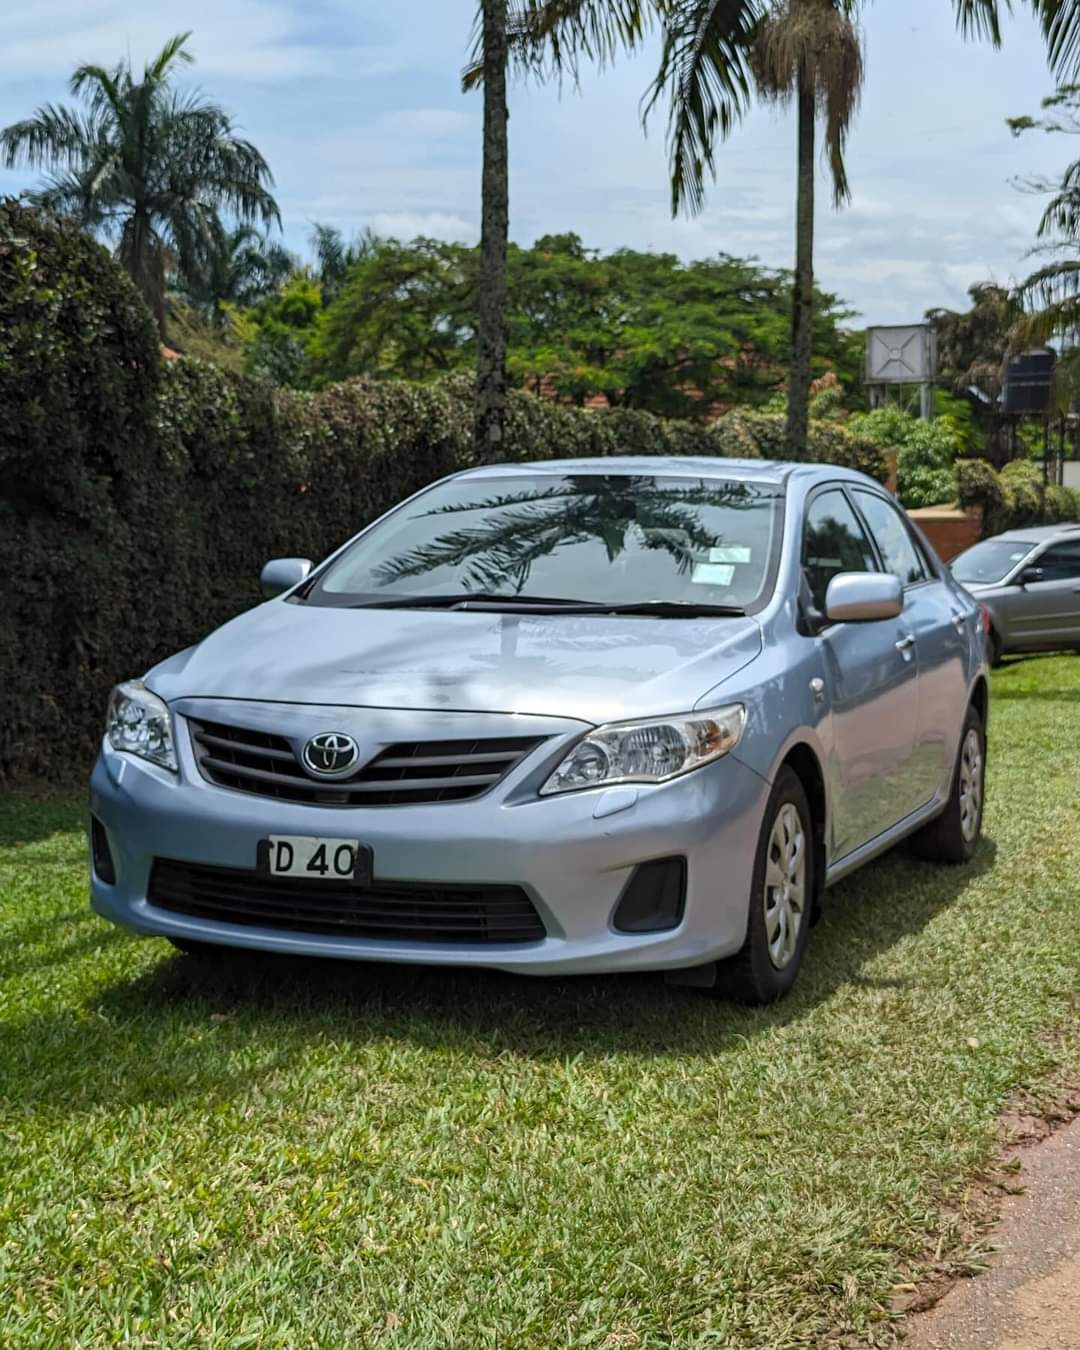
895,635 -> 916,659
951,613 -> 967,633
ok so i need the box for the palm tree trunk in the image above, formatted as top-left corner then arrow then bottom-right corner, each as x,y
786,72 -> 815,456
475,0 -> 509,460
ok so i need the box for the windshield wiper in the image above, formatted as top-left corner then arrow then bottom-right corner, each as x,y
581,600 -> 747,618
349,592 -> 595,610
349,594 -> 746,617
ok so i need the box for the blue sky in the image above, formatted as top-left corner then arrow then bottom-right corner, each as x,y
0,0 -> 1069,324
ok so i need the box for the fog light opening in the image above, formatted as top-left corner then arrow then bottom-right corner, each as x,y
91,816 -> 116,885
612,857 -> 686,934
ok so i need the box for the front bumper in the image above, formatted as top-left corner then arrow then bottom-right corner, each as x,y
89,725 -> 769,975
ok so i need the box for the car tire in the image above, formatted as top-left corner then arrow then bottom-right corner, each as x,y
908,704 -> 986,865
716,767 -> 814,1005
986,628 -> 1003,668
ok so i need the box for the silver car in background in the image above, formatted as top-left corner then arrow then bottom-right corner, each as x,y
951,523 -> 1080,665
90,458 -> 989,1004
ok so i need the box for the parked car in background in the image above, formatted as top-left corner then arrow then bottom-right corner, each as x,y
950,524 -> 1080,665
90,458 -> 989,1004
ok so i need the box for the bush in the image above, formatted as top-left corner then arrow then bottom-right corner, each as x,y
708,408 -> 887,480
954,456 -> 1080,537
0,204 -> 893,779
848,407 -> 962,509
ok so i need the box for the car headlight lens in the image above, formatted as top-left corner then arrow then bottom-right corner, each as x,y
106,680 -> 177,771
541,705 -> 746,796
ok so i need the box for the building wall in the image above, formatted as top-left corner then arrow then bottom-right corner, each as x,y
907,506 -> 982,562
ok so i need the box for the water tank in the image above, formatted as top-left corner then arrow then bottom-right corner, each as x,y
1002,350 -> 1056,415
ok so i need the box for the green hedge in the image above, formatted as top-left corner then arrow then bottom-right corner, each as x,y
0,204 -> 887,779
955,457 -> 1080,538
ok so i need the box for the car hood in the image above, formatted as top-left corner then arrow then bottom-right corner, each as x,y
146,600 -> 763,725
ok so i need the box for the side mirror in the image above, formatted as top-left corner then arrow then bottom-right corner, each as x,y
1018,565 -> 1045,587
824,571 -> 903,623
260,557 -> 313,598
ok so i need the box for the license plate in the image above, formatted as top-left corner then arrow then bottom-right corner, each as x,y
259,837 -> 372,885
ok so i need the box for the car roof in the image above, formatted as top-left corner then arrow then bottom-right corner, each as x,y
991,523 -> 1080,544
453,456 -> 878,488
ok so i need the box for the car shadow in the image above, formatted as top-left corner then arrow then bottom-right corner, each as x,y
2,837 -> 998,1114
0,787 -> 84,855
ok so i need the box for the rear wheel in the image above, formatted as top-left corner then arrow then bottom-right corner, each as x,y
909,704 -> 985,864
716,767 -> 814,1005
986,627 -> 1003,668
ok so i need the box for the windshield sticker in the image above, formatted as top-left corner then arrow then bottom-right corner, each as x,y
709,546 -> 752,564
692,562 -> 736,586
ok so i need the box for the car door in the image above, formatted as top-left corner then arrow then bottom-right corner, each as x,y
802,487 -> 921,860
851,487 -> 969,806
1008,538 -> 1080,648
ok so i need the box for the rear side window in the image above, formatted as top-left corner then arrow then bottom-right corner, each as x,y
803,489 -> 878,610
1034,540 -> 1080,581
853,489 -> 928,587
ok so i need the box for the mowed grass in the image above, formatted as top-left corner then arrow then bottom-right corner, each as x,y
1,658 -> 1079,1348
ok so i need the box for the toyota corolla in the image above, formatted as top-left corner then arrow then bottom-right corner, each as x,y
90,458 -> 989,1003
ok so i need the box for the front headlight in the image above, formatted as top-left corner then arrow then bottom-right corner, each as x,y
540,705 -> 746,796
106,680 -> 177,772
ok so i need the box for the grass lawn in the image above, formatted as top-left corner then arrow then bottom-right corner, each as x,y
1,656 -> 1079,1347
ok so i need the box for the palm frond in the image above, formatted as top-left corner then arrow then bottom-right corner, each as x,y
465,0 -> 651,89
952,0 -> 1009,46
145,32 -> 195,83
0,103 -> 100,170
1034,0 -> 1080,81
643,0 -> 764,217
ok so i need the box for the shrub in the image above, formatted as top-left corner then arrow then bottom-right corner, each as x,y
848,407 -> 962,509
954,456 -> 1080,537
0,203 -> 894,779
709,408 -> 887,480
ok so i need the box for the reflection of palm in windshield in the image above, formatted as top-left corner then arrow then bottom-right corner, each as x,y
359,475 -> 777,604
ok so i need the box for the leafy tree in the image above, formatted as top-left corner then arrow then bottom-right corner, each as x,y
235,273 -> 323,387
308,233 -> 860,410
927,282 -> 1021,400
0,32 -> 279,338
313,238 -> 477,382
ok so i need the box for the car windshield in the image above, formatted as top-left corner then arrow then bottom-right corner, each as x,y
950,538 -> 1035,585
302,472 -> 783,612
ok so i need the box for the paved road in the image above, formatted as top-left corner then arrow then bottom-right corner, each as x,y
902,1115 -> 1080,1349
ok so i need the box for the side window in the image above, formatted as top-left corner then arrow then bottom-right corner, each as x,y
802,489 -> 878,611
1034,541 -> 1080,581
853,490 -> 927,587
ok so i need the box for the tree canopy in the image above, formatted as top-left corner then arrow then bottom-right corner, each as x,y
245,232 -> 860,416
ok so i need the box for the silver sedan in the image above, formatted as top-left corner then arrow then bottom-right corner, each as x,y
951,524 -> 1080,665
90,458 -> 989,1003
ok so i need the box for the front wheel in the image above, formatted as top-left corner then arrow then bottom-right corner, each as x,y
909,705 -> 986,864
716,767 -> 814,1005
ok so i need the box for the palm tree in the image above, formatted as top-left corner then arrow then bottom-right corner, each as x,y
465,2 -> 650,460
174,223 -> 293,321
0,32 -> 279,339
646,0 -> 1080,457
310,222 -> 375,305
646,0 -> 861,456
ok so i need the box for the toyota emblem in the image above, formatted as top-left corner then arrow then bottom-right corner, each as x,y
302,731 -> 361,779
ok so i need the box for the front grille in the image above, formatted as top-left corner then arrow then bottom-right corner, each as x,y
149,859 -> 546,944
188,718 -> 543,806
